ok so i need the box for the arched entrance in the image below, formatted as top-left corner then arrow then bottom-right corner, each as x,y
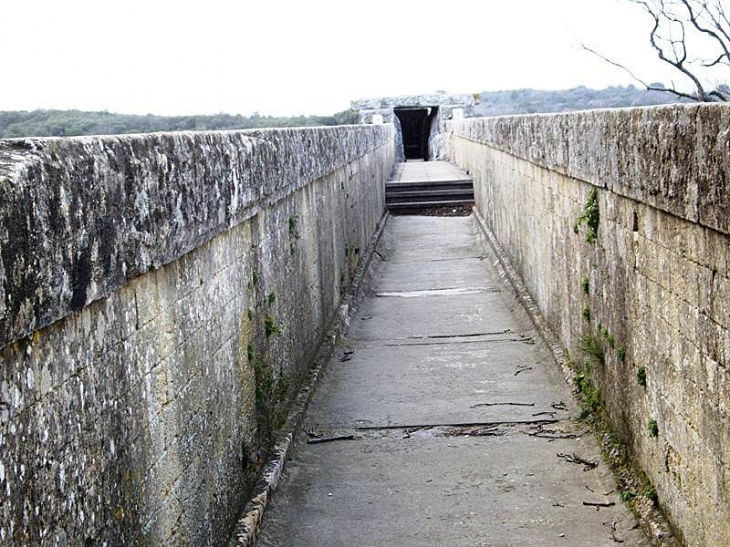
394,106 -> 438,160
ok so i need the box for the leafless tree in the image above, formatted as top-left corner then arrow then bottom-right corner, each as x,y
584,0 -> 730,101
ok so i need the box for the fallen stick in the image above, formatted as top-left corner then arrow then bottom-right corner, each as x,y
307,435 -> 355,445
357,418 -> 558,431
556,452 -> 598,471
583,501 -> 616,508
471,402 -> 535,408
529,424 -> 585,440
303,426 -> 323,438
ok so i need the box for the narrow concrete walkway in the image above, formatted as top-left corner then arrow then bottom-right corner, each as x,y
258,216 -> 650,546
388,160 -> 471,185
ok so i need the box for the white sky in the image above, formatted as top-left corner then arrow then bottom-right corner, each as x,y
0,0 -> 690,116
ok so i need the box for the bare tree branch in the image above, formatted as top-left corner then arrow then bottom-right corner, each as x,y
582,44 -> 703,101
585,0 -> 730,102
680,0 -> 730,68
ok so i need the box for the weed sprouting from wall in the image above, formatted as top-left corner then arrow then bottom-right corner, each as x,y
580,333 -> 605,365
253,358 -> 274,413
621,490 -> 637,502
582,306 -> 591,322
264,315 -> 282,337
288,215 -> 300,239
648,418 -> 659,438
581,276 -> 590,294
637,366 -> 647,387
644,483 -> 658,504
574,363 -> 603,417
267,292 -> 276,305
344,244 -> 361,259
574,188 -> 600,244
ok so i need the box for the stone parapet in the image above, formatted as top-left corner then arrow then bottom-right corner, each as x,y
0,125 -> 392,349
445,104 -> 730,547
0,125 -> 394,545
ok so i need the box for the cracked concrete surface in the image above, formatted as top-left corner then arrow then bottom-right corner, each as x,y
257,215 -> 651,547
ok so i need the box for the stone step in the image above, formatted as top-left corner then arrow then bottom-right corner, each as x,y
387,198 -> 475,210
386,189 -> 474,204
385,179 -> 473,191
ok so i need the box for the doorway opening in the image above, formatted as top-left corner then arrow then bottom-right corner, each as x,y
394,107 -> 438,161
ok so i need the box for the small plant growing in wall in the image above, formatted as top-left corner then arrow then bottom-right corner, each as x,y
265,315 -> 282,337
288,215 -> 300,240
252,271 -> 260,285
574,364 -> 603,417
620,489 -> 637,503
581,276 -> 590,295
574,188 -> 600,244
267,292 -> 276,305
617,347 -> 626,362
580,333 -> 604,365
648,418 -> 659,438
582,306 -> 591,322
253,357 -> 274,411
644,483 -> 658,504
247,343 -> 255,362
637,366 -> 647,387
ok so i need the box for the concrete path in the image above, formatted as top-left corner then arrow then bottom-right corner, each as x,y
388,160 -> 471,185
258,215 -> 650,547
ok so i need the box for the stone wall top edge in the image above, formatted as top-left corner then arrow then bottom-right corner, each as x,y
451,101 -> 714,122
0,124 -> 394,348
351,93 -> 476,110
446,103 -> 730,236
0,123 -> 390,148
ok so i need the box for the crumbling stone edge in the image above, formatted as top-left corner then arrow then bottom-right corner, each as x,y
226,211 -> 390,547
472,207 -> 682,547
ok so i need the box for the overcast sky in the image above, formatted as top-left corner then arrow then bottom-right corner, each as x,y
1,0 -> 687,116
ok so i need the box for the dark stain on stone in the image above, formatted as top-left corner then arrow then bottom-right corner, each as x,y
7,139 -> 35,150
98,218 -> 117,280
70,247 -> 92,311
1,173 -> 35,337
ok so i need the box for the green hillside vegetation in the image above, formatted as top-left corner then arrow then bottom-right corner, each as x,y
473,84 -> 686,116
0,109 -> 359,139
0,85 -> 688,139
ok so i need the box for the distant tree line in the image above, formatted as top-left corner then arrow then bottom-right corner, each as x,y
0,85 -> 690,139
472,84 -> 687,117
0,109 -> 360,139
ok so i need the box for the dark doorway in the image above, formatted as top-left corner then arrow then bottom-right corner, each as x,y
394,107 -> 438,160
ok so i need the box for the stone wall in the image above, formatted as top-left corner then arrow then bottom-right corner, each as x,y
353,93 -> 475,161
445,104 -> 730,547
0,125 -> 394,546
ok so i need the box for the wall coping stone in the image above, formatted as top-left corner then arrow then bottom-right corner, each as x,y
0,124 -> 394,348
447,103 -> 730,237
